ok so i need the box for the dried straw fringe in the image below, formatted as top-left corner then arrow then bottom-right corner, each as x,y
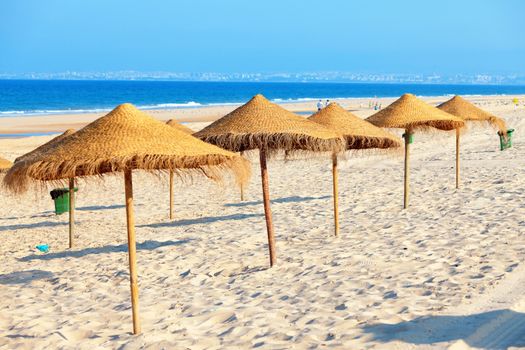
4,154 -> 250,194
236,141 -> 403,163
458,118 -> 508,138
466,117 -> 507,134
395,120 -> 464,133
399,120 -> 503,140
197,132 -> 346,157
342,135 -> 399,150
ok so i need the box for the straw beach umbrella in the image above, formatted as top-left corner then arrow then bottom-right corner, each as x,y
195,94 -> 345,266
437,95 -> 507,188
0,156 -> 13,173
308,103 -> 402,236
15,129 -> 78,247
4,103 -> 250,335
166,119 -> 194,219
166,118 -> 194,134
15,129 -> 76,163
366,94 -> 464,208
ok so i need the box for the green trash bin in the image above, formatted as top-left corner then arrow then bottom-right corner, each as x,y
50,188 -> 78,215
402,132 -> 414,144
498,129 -> 515,151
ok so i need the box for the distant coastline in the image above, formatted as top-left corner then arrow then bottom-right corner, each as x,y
2,71 -> 525,85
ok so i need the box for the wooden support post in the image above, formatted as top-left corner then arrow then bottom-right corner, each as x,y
456,128 -> 460,189
332,153 -> 339,237
240,151 -> 245,201
68,178 -> 75,248
403,129 -> 411,209
259,148 -> 276,267
124,169 -> 141,334
169,170 -> 174,220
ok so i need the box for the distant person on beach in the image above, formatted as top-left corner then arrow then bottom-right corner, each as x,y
317,100 -> 323,111
325,99 -> 330,107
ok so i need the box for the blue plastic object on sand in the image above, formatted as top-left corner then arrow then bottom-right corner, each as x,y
36,244 -> 49,253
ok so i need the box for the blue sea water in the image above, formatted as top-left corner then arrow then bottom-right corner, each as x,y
1,80 -> 525,117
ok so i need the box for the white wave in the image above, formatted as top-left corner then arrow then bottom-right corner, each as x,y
0,102 -> 204,117
272,97 -> 320,102
271,96 -> 366,103
0,108 -> 110,117
138,102 -> 202,109
207,102 -> 244,106
0,110 -> 26,115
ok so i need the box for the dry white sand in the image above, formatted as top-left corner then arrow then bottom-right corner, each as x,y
0,96 -> 524,349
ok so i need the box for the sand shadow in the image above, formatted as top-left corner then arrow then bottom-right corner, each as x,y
0,270 -> 54,285
225,195 -> 331,208
76,204 -> 125,211
362,309 -> 525,349
138,213 -> 263,228
229,266 -> 270,277
0,221 -> 66,232
2,211 -> 56,221
5,334 -> 38,339
19,239 -> 192,262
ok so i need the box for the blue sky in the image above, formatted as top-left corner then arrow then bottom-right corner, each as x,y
1,0 -> 524,75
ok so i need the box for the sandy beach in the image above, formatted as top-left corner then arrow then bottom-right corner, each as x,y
1,95 -> 524,135
1,95 -> 524,349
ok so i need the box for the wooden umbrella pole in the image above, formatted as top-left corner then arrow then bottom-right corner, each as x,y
124,169 -> 141,334
456,128 -> 460,189
332,153 -> 339,237
259,148 -> 276,267
240,151 -> 245,201
68,178 -> 75,248
403,129 -> 411,209
169,170 -> 174,219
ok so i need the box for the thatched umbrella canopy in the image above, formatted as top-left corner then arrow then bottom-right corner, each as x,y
15,129 -> 78,247
437,95 -> 506,131
0,156 -> 13,174
166,119 -> 194,134
366,94 -> 465,208
437,95 -> 508,188
309,103 -> 402,236
165,119 -> 194,219
3,103 -> 250,335
15,129 -> 76,163
195,94 -> 345,266
310,103 -> 401,149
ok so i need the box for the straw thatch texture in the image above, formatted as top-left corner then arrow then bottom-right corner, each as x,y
366,94 -> 465,131
194,94 -> 345,154
0,156 -> 13,174
437,95 -> 507,132
166,119 -> 194,134
15,129 -> 76,163
4,103 -> 250,193
308,103 -> 402,150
